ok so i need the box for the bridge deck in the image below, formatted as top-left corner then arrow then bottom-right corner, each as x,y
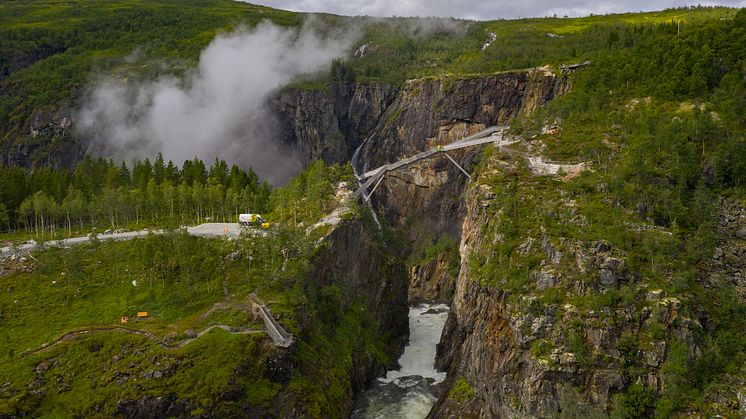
353,126 -> 507,197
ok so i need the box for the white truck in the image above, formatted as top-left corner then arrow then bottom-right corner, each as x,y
239,214 -> 270,229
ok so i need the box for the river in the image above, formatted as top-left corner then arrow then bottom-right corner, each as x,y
351,303 -> 450,418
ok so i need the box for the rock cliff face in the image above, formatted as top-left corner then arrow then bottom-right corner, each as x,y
409,253 -> 457,304
709,197 -> 746,296
310,216 -> 409,395
427,170 -> 746,417
276,70 -> 568,246
360,71 -> 568,172
272,83 -> 398,165
262,215 -> 408,418
360,71 -> 569,243
1,105 -> 79,168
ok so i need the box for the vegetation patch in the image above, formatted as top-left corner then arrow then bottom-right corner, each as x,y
448,378 -> 476,405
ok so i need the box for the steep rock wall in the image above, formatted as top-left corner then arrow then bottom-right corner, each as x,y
358,71 -> 569,244
272,82 -> 398,165
310,216 -> 409,392
429,178 -> 745,417
1,105 -> 79,168
272,71 -> 568,253
409,253 -> 457,304
360,71 -> 567,172
104,216 -> 409,419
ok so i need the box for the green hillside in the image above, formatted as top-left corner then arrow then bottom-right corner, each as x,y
1,2 -> 745,417
0,161 -> 393,417
468,9 -> 745,414
0,2 -> 739,167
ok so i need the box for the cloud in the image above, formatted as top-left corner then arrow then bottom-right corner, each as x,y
77,19 -> 358,185
248,0 -> 746,20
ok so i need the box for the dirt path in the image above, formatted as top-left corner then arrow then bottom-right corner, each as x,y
20,229 -> 289,357
23,324 -> 265,357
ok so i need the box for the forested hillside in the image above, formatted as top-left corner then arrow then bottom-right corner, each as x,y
0,155 -> 354,243
1,2 -> 745,417
0,155 -> 272,235
0,160 -> 399,417
433,9 -> 746,417
0,1 -> 738,168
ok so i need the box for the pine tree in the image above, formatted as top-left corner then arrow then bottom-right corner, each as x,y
153,153 -> 166,184
208,157 -> 228,186
118,161 -> 131,186
165,160 -> 180,184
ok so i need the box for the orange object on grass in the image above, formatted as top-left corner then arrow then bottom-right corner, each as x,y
137,312 -> 149,318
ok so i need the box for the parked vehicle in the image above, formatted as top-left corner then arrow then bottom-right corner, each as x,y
238,213 -> 270,229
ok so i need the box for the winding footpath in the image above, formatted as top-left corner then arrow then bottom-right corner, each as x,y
23,324 -> 265,357
22,252 -> 293,356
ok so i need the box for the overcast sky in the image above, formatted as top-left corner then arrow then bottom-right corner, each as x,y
248,0 -> 745,20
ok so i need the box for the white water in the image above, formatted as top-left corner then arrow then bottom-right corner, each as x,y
351,303 -> 450,419
382,303 -> 449,384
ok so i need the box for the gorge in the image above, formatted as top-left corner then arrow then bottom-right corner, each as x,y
1,4 -> 745,417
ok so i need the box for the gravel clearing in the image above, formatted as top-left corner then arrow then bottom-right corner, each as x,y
1,223 -> 248,259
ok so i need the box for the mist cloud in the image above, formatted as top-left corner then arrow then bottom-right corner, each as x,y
78,20 -> 358,185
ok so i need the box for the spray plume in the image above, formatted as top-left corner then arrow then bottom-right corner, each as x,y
78,19 -> 358,184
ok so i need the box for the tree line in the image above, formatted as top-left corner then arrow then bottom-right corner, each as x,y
0,154 -> 271,235
0,155 -> 353,238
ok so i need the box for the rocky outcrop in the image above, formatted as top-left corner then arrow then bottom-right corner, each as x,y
409,252 -> 458,304
28,107 -> 72,140
1,105 -> 80,168
115,394 -> 190,418
709,197 -> 746,296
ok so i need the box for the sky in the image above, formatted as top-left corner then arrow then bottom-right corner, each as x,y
248,0 -> 746,20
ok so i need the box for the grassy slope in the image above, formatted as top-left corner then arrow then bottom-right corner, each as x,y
347,7 -> 738,82
0,232 -> 292,415
0,163 -> 391,417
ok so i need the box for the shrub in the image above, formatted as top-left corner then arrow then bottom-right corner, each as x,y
449,378 -> 476,405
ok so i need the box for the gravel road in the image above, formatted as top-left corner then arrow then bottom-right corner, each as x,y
1,223 -> 246,259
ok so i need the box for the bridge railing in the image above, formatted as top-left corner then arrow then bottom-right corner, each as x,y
251,295 -> 293,347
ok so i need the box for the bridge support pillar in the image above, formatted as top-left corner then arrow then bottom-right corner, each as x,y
444,152 -> 472,180
365,174 -> 386,203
